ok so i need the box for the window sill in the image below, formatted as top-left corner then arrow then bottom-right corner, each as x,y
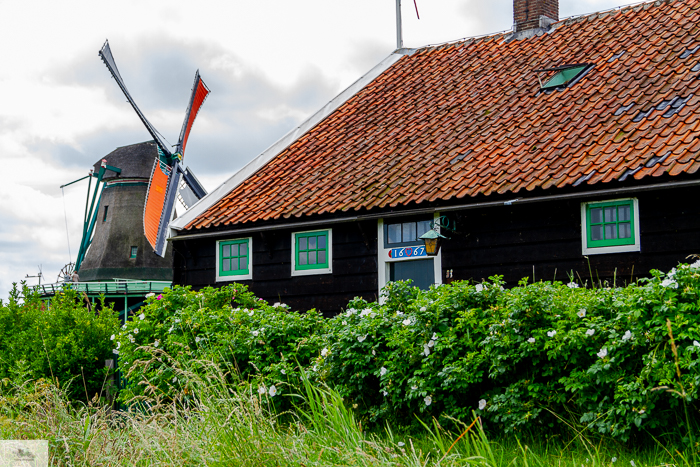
582,244 -> 640,255
216,272 -> 253,282
291,266 -> 332,277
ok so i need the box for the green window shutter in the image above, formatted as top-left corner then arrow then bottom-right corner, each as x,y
586,200 -> 635,248
295,231 -> 329,270
219,239 -> 250,276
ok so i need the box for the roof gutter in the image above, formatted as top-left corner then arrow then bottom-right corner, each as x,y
169,178 -> 700,242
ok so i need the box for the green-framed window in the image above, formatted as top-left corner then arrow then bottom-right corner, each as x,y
130,246 -> 138,259
292,230 -> 332,275
219,239 -> 250,277
585,200 -> 636,249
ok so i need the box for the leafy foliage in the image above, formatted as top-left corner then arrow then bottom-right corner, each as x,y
115,265 -> 700,443
0,284 -> 119,402
115,283 -> 326,411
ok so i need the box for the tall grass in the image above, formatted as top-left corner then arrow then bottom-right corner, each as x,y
0,359 -> 691,466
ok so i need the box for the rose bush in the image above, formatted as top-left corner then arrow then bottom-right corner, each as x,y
114,264 -> 700,442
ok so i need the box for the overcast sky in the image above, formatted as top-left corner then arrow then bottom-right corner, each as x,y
0,0 -> 632,298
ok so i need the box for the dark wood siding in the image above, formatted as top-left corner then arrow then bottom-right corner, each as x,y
175,186 -> 700,314
441,186 -> 700,287
173,220 -> 378,315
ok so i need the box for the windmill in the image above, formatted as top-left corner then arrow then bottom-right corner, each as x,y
98,40 -> 210,258
61,40 -> 210,283
41,41 -> 212,320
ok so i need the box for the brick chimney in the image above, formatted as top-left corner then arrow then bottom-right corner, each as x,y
514,0 -> 558,32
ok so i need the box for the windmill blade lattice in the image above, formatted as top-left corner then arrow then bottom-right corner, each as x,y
98,41 -> 172,158
176,70 -> 210,158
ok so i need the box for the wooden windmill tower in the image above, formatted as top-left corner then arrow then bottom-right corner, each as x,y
70,40 -> 210,283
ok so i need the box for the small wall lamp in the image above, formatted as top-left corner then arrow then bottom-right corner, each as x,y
419,216 -> 453,256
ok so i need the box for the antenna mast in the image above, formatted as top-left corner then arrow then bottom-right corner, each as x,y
396,0 -> 403,49
396,0 -> 420,49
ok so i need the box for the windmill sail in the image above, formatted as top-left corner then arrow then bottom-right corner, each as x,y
176,71 -> 210,157
99,40 -> 209,257
98,40 -> 172,157
144,160 -> 171,250
181,167 -> 207,199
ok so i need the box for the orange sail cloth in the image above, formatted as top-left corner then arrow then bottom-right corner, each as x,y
144,162 -> 170,249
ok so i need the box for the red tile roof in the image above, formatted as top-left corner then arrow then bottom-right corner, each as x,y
185,0 -> 700,231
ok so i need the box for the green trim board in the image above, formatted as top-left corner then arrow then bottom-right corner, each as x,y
292,229 -> 332,276
216,237 -> 253,281
581,198 -> 640,255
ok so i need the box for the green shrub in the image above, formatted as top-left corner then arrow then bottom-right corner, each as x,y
115,283 -> 326,411
0,284 -> 119,402
321,265 -> 700,443
114,264 -> 700,444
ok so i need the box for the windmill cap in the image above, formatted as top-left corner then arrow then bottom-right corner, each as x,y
93,141 -> 160,180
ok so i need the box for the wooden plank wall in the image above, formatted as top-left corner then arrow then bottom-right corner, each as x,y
173,220 -> 378,315
174,186 -> 700,314
441,186 -> 700,287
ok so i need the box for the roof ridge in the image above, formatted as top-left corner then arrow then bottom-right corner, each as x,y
409,0 -> 674,53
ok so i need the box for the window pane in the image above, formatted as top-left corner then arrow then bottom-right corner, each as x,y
223,244 -> 230,257
590,208 -> 603,224
240,256 -> 248,270
230,244 -> 239,257
318,235 -> 326,249
309,251 -> 317,264
318,250 -> 326,264
388,224 -> 401,244
300,237 -> 307,250
309,236 -> 317,250
402,222 -> 416,242
299,252 -> 307,265
240,242 -> 248,256
222,259 -> 230,272
605,224 -> 618,239
591,225 -> 604,241
619,222 -> 631,239
604,207 -> 616,223
417,220 -> 432,237
618,205 -> 631,222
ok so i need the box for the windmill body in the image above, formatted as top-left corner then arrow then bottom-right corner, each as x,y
78,141 -> 173,282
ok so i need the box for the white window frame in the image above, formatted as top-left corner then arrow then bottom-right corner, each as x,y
215,237 -> 253,282
377,213 -> 443,303
291,228 -> 333,276
581,198 -> 640,255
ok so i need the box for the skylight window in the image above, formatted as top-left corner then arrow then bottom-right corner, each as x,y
535,64 -> 591,90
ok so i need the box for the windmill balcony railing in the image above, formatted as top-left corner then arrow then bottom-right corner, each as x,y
34,279 -> 172,297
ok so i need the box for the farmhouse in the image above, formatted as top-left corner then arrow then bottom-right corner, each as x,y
169,0 -> 700,314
